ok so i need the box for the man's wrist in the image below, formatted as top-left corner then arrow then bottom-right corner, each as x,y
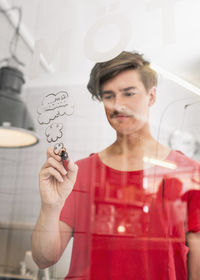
40,202 -> 64,219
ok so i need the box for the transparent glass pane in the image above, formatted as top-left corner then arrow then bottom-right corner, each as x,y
0,1 -> 200,280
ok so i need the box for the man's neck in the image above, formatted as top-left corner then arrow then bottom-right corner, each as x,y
114,132 -> 154,156
111,124 -> 161,156
99,127 -> 170,171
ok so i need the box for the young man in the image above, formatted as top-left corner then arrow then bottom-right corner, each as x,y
32,51 -> 200,280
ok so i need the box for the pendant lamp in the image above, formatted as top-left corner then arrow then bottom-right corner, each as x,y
0,66 -> 39,148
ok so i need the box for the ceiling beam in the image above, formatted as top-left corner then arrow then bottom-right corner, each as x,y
0,0 -> 53,73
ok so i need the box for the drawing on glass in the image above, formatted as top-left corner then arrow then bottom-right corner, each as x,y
37,90 -> 74,160
37,90 -> 74,125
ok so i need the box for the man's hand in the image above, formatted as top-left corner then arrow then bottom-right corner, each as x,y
39,147 -> 78,211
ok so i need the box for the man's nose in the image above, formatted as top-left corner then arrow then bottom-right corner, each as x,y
113,95 -> 125,111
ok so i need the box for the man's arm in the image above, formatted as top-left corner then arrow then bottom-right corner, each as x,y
31,147 -> 78,268
32,207 -> 73,269
187,232 -> 200,280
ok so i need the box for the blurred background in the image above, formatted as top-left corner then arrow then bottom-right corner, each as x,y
0,0 -> 200,279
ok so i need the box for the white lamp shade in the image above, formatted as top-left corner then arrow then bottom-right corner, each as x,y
0,127 -> 38,148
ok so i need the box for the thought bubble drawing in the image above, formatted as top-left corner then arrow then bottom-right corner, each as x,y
37,90 -> 74,124
45,123 -> 63,143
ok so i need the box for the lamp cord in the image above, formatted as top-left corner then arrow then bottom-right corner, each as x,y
0,6 -> 24,66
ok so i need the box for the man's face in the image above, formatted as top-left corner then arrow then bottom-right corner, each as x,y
101,69 -> 156,136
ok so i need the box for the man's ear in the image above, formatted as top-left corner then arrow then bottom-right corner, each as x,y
148,86 -> 156,107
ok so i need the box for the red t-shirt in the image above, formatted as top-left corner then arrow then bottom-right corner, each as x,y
60,150 -> 200,280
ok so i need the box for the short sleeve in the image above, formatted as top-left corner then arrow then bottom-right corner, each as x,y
187,190 -> 200,233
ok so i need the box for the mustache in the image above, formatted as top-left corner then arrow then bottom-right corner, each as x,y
109,109 -> 149,123
110,110 -> 134,118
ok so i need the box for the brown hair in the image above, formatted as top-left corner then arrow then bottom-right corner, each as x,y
87,51 -> 157,101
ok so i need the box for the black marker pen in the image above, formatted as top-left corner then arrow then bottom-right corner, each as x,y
60,148 -> 69,171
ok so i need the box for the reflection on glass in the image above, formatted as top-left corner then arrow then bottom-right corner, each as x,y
89,152 -> 200,280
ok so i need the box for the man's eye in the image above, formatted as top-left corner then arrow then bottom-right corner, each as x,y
103,95 -> 113,100
124,92 -> 135,96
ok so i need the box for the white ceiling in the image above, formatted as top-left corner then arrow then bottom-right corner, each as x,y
2,0 -> 200,90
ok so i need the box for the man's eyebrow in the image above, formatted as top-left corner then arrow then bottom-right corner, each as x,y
101,90 -> 114,95
120,87 -> 137,92
102,87 -> 137,95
